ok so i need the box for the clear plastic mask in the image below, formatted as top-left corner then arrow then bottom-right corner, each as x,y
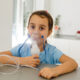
31,31 -> 43,46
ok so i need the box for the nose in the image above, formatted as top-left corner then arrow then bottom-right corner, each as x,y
34,27 -> 40,33
32,27 -> 40,37
33,30 -> 40,35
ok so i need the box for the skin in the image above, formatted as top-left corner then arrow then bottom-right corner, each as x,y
0,14 -> 78,79
27,15 -> 78,79
0,51 -> 40,67
28,15 -> 52,51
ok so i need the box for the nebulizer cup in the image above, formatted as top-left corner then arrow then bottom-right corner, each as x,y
30,31 -> 44,56
0,55 -> 19,75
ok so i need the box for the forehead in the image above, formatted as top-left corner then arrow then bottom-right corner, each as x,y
29,15 -> 48,26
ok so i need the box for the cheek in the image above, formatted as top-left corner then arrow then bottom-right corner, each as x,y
28,28 -> 33,35
41,31 -> 48,40
44,34 -> 48,40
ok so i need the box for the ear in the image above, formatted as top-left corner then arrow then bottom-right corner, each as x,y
48,29 -> 52,37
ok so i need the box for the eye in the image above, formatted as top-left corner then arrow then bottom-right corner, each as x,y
40,27 -> 45,31
30,25 -> 35,29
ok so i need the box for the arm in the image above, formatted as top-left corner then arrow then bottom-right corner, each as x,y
0,51 -> 20,64
0,51 -> 40,67
52,54 -> 78,75
39,54 -> 78,79
0,51 -> 12,56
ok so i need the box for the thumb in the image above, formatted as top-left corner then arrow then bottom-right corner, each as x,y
32,54 -> 39,58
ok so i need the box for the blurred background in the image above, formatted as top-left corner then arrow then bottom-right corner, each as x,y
0,0 -> 80,65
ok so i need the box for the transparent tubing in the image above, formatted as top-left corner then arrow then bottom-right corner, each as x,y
17,33 -> 40,70
0,55 -> 20,75
19,32 -> 42,70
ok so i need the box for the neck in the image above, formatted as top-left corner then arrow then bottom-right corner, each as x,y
38,42 -> 45,52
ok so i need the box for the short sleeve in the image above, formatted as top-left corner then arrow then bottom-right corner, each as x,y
10,44 -> 22,57
52,47 -> 63,64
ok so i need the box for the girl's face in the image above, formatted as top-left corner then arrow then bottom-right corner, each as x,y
28,15 -> 52,45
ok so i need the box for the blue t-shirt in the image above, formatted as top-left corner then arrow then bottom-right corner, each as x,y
10,43 -> 63,64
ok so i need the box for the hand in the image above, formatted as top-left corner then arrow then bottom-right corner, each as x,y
20,54 -> 40,67
39,67 -> 59,79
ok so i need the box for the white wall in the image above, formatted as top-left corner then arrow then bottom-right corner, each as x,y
50,0 -> 80,35
48,36 -> 80,65
0,0 -> 13,51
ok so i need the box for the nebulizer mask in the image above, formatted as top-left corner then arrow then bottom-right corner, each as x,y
30,31 -> 43,56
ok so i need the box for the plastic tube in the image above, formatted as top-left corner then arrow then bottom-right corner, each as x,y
0,54 -> 19,75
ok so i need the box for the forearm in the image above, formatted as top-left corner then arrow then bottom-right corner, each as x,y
0,55 -> 20,65
0,55 -> 30,66
52,60 -> 78,76
0,54 -> 40,67
0,51 -> 12,56
0,51 -> 21,65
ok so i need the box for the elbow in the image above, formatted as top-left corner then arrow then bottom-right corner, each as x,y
74,61 -> 78,69
70,60 -> 78,70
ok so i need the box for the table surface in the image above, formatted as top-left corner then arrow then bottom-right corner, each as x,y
0,64 -> 80,80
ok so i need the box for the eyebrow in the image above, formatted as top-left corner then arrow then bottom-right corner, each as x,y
29,23 -> 35,25
39,24 -> 46,27
29,23 -> 46,27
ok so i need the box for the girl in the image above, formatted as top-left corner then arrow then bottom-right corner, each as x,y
0,10 -> 78,79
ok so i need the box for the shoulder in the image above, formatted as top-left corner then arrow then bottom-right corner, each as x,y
46,43 -> 56,51
45,43 -> 56,55
46,43 -> 63,55
10,44 -> 23,51
10,44 -> 23,56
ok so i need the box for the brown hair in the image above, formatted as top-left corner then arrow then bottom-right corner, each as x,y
28,10 -> 53,30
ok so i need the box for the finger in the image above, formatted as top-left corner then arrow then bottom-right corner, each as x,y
32,58 -> 40,63
32,58 -> 40,62
32,64 -> 36,67
35,59 -> 40,63
32,60 -> 40,66
29,63 -> 36,67
35,60 -> 40,65
47,75 -> 52,79
41,72 -> 47,78
35,62 -> 40,65
40,71 -> 47,78
39,68 -> 49,77
41,73 -> 52,79
39,69 -> 44,76
33,54 -> 39,58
